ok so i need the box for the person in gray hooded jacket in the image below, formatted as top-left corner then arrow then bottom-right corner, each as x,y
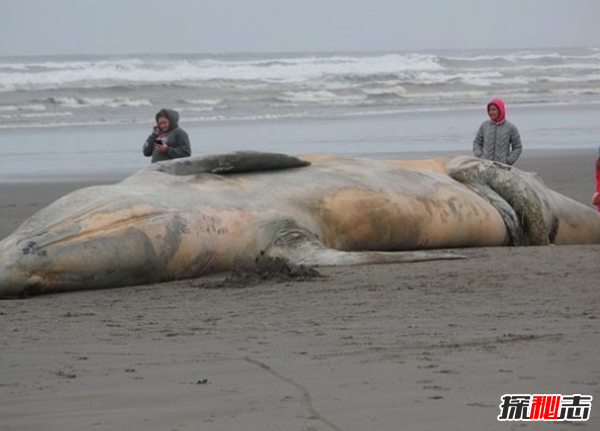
473,98 -> 522,165
143,108 -> 191,163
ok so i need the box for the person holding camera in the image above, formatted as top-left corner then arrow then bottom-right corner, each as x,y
143,108 -> 191,163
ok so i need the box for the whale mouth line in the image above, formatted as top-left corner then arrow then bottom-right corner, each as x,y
20,211 -> 172,251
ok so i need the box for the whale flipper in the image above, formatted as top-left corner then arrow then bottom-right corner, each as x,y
262,225 -> 466,268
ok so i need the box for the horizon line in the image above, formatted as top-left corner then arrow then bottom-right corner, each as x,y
1,45 -> 598,59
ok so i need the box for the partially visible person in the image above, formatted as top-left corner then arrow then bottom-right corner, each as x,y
592,145 -> 600,212
143,108 -> 191,163
473,98 -> 522,165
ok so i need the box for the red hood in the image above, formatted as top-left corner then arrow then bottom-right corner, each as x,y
487,98 -> 506,124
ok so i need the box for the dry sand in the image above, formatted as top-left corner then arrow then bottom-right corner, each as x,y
1,149 -> 599,431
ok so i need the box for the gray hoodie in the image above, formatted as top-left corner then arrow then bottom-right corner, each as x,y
143,109 -> 191,163
472,119 -> 522,165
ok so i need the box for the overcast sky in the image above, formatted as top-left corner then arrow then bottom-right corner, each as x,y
2,0 -> 600,56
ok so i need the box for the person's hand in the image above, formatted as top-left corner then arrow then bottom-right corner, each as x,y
155,142 -> 168,153
152,125 -> 160,135
592,192 -> 600,205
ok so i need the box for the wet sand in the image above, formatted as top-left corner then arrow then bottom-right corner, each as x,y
1,149 -> 599,430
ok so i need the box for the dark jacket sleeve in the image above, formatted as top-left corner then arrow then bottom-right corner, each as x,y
142,134 -> 156,157
166,129 -> 191,159
506,124 -> 522,165
472,124 -> 484,158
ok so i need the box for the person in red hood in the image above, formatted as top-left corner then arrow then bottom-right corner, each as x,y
592,145 -> 600,212
473,98 -> 523,165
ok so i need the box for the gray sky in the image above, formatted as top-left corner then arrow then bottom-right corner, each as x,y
2,0 -> 600,56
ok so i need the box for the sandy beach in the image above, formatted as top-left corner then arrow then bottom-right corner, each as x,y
1,149 -> 599,430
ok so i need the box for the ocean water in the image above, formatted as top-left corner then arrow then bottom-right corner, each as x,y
1,48 -> 600,181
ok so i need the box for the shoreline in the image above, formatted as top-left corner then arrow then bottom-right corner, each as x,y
2,104 -> 600,183
1,146 -> 597,179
